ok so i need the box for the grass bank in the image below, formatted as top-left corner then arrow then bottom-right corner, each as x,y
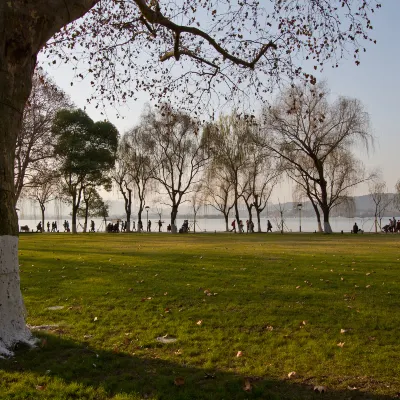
1,233 -> 399,399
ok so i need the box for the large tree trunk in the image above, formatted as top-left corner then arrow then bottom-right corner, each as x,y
322,206 -> 333,234
310,199 -> 323,233
0,39 -> 37,358
0,0 -> 98,356
256,209 -> 262,232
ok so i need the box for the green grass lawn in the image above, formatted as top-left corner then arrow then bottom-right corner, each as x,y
1,233 -> 400,399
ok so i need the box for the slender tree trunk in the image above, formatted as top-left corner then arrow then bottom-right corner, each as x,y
83,201 -> 89,233
224,213 -> 229,232
125,190 -> 132,232
72,194 -> 78,234
171,205 -> 178,233
40,204 -> 45,233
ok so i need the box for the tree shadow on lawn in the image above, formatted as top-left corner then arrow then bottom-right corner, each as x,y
0,333 -> 395,400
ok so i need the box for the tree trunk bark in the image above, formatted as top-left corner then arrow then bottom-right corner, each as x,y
72,196 -> 78,234
234,200 -> 241,233
310,200 -> 323,233
322,206 -> 333,234
83,201 -> 89,233
0,45 -> 37,357
125,190 -> 132,232
224,213 -> 229,232
171,206 -> 178,233
40,204 -> 45,233
256,210 -> 261,232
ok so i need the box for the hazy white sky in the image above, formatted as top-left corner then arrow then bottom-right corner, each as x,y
39,0 -> 400,203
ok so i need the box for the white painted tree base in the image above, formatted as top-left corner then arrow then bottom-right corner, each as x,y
0,236 -> 36,357
324,221 -> 333,234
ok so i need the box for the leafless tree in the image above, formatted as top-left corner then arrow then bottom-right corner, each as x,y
259,82 -> 373,233
191,183 -> 205,233
207,114 -> 254,232
204,166 -> 235,232
144,104 -> 211,232
26,166 -> 59,234
14,71 -> 70,204
369,180 -> 393,232
242,142 -> 281,232
112,142 -> 136,232
122,115 -> 157,230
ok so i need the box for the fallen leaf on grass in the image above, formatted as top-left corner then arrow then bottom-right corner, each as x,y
36,385 -> 46,391
296,286 -> 301,289
347,386 -> 358,391
174,377 -> 185,386
93,317 -> 98,322
156,334 -> 177,343
337,342 -> 345,347
236,351 -> 243,357
196,320 -> 203,325
266,325 -> 273,331
288,371 -> 297,379
243,378 -> 252,392
314,385 -> 327,393
340,329 -> 347,334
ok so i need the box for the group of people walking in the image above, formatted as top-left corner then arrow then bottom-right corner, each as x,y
230,219 -> 273,233
37,221 -> 60,232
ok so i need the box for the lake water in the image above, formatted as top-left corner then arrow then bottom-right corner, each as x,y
18,216 -> 388,234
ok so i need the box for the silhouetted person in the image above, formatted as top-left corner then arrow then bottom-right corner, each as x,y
267,220 -> 272,232
353,222 -> 359,234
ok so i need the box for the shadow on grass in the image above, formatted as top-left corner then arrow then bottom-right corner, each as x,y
0,333 -> 395,400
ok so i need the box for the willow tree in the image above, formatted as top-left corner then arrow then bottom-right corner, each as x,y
260,82 -> 372,233
0,0 -> 380,355
144,105 -> 210,232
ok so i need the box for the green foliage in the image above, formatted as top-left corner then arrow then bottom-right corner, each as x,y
53,109 -> 118,182
77,188 -> 107,219
52,109 -> 118,231
1,233 -> 399,399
